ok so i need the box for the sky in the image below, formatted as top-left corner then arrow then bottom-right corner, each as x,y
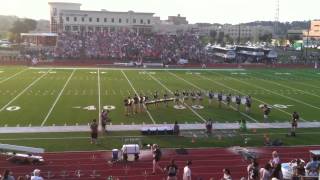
0,0 -> 319,24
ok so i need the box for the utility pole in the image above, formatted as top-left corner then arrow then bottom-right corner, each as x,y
274,0 -> 280,36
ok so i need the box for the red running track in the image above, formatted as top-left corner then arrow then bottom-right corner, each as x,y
0,146 -> 319,180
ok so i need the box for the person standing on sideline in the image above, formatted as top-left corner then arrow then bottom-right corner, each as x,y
151,144 -> 163,175
291,111 -> 299,136
183,160 -> 192,180
90,119 -> 98,144
100,109 -> 107,133
165,159 -> 179,180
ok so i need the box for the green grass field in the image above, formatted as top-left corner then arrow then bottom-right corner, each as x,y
0,128 -> 319,152
0,66 -> 320,127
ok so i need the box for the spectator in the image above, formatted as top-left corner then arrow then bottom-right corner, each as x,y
247,159 -> 259,180
259,163 -> 272,180
271,164 -> 283,180
221,168 -> 232,180
30,169 -> 43,180
173,121 -> 180,135
270,151 -> 280,168
165,159 -> 179,180
183,160 -> 192,180
305,156 -> 318,175
1,170 -> 15,180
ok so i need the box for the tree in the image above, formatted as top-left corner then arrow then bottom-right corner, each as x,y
217,31 -> 224,44
209,30 -> 217,43
9,18 -> 37,42
287,34 -> 301,44
259,33 -> 273,43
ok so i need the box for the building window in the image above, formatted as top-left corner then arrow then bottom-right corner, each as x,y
96,27 -> 101,32
140,19 -> 143,24
96,18 -> 100,22
66,17 -> 69,22
74,17 -> 77,22
147,19 -> 150,24
72,26 -> 79,31
65,25 -> 71,31
133,19 -> 136,24
81,17 -> 85,22
119,18 -> 122,23
104,18 -> 107,22
126,19 -> 129,23
111,18 -> 114,23
89,17 -> 92,22
88,26 -> 93,31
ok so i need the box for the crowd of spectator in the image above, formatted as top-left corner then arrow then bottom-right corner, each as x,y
54,31 -> 206,63
2,150 -> 319,180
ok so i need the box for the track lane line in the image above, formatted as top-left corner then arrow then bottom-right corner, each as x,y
41,69 -> 76,126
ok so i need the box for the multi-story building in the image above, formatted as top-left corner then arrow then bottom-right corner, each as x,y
304,20 -> 320,39
48,2 -> 155,33
167,14 -> 188,25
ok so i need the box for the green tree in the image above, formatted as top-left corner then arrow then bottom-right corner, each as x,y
217,31 -> 224,44
9,18 -> 37,42
209,30 -> 217,43
259,33 -> 273,43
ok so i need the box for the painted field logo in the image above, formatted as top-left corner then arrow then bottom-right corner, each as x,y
0,71 -> 4,73
83,105 -> 96,111
186,72 -> 201,75
272,104 -> 293,109
259,104 -> 293,109
6,106 -> 21,111
192,105 -> 204,109
89,72 -> 97,74
173,105 -> 186,110
275,73 -> 291,75
231,72 -> 248,75
103,105 -> 116,110
139,71 -> 156,75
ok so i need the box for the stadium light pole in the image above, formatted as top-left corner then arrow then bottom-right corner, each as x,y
238,24 -> 241,45
305,21 -> 310,64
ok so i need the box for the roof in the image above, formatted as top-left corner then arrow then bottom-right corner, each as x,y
48,2 -> 81,6
61,9 -> 154,15
20,33 -> 58,37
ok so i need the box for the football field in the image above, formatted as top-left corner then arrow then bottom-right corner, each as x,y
0,66 -> 320,127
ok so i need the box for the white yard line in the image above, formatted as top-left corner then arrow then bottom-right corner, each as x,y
121,70 -> 156,124
29,67 -> 246,71
0,68 -> 28,84
226,75 -> 320,111
97,68 -> 102,129
0,69 -> 51,112
41,69 -> 76,126
148,74 -> 207,122
198,74 -> 305,121
248,73 -> 320,99
168,71 -> 259,123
